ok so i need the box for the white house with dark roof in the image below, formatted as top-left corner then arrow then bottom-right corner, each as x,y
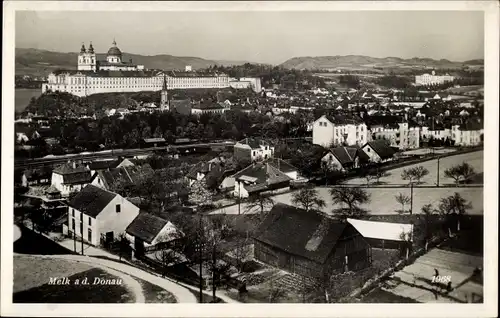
361,140 -> 397,163
233,138 -> 275,162
51,162 -> 93,197
321,146 -> 370,172
125,212 -> 183,257
313,114 -> 368,147
66,185 -> 139,246
233,162 -> 292,198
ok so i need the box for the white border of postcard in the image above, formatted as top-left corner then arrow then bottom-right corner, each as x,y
2,1 -> 498,317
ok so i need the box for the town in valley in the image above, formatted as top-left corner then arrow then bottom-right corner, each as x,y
12,10 -> 485,305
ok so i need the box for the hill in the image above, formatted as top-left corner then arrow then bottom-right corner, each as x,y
279,55 -> 484,71
15,48 -> 252,76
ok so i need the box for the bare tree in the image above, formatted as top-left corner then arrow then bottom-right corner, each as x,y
245,193 -> 274,216
420,203 -> 437,250
329,187 -> 370,220
438,192 -> 472,232
401,168 -> 417,184
412,166 -> 429,184
398,230 -> 413,260
395,193 -> 411,214
362,169 -> 375,186
444,162 -> 476,186
291,188 -> 326,212
372,167 -> 391,185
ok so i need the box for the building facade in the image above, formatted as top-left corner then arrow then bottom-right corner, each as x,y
312,115 -> 368,147
42,40 -> 262,97
415,71 -> 455,86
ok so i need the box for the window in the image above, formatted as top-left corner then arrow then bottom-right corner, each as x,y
88,229 -> 92,242
116,204 -> 121,213
71,208 -> 74,217
80,212 -> 83,221
88,217 -> 92,226
72,221 -> 75,232
367,148 -> 371,152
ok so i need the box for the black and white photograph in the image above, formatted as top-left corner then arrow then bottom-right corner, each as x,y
1,1 -> 498,317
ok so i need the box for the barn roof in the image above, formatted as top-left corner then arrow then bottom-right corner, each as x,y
364,140 -> 396,159
126,212 -> 170,244
347,218 -> 413,242
254,204 -> 347,264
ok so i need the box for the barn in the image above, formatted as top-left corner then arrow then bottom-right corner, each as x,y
347,218 -> 414,252
253,204 -> 372,279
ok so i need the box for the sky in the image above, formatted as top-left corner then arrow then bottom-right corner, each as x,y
16,11 -> 484,64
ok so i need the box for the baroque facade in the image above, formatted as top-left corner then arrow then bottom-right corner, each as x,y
42,40 -> 260,97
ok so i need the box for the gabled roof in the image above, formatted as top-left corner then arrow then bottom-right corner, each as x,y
53,162 -> 89,175
325,147 -> 370,167
254,204 -> 347,264
236,138 -> 269,149
97,164 -> 154,190
126,212 -> 178,244
265,158 -> 297,174
67,185 -> 117,218
87,160 -> 119,171
234,162 -> 291,190
364,140 -> 396,159
347,218 -> 413,242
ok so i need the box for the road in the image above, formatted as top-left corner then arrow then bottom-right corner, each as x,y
209,150 -> 484,216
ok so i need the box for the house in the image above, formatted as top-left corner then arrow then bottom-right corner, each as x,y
91,164 -> 154,193
191,101 -> 227,115
51,162 -> 93,197
347,218 -> 413,251
312,114 -> 368,147
265,158 -> 300,180
15,125 -> 40,144
142,138 -> 167,148
65,185 -> 140,246
21,168 -> 52,187
361,140 -> 397,163
233,162 -> 292,198
233,138 -> 274,162
23,185 -> 66,214
186,160 -> 234,188
86,160 -> 120,176
452,121 -> 484,146
125,212 -> 183,257
321,146 -> 370,171
254,204 -> 372,278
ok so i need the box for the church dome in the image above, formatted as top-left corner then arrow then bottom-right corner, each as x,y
107,40 -> 122,56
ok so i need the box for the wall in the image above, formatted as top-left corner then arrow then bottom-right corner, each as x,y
361,144 -> 382,163
68,206 -> 98,245
96,195 -> 140,244
313,116 -> 334,147
321,153 -> 344,172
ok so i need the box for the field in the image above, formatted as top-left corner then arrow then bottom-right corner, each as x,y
13,255 -> 135,303
210,151 -> 484,216
15,88 -> 41,112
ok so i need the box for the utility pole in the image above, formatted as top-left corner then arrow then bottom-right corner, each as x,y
212,242 -> 216,301
73,231 -> 76,253
437,156 -> 440,187
81,229 -> 84,255
410,182 -> 414,215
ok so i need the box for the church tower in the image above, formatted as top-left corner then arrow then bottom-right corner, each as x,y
77,42 -> 96,71
160,75 -> 169,111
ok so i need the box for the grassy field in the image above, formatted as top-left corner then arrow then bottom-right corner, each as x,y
13,256 -> 134,303
15,88 -> 41,112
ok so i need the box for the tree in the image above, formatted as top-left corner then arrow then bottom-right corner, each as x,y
363,169 -> 375,186
398,230 -> 413,260
401,168 -> 416,184
267,279 -> 287,303
372,167 -> 391,185
420,203 -> 437,250
438,192 -> 472,232
444,162 -> 476,186
245,193 -> 274,216
329,187 -> 370,220
411,166 -> 429,184
291,188 -> 326,212
189,180 -> 214,211
395,193 -> 411,214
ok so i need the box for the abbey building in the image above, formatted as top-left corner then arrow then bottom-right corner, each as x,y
42,40 -> 261,97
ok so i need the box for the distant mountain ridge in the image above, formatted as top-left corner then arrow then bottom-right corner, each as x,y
15,48 -> 255,76
279,55 -> 484,70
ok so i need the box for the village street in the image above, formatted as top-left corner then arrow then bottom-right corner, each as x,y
209,150 -> 484,216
